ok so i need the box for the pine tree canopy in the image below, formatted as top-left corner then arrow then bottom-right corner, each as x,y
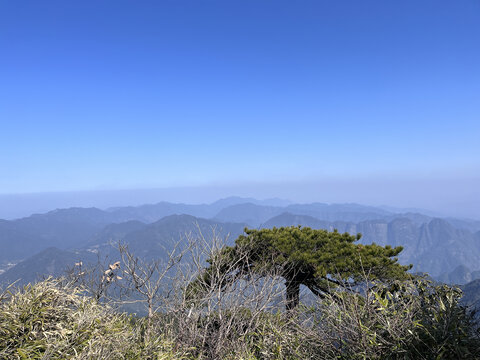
191,226 -> 412,310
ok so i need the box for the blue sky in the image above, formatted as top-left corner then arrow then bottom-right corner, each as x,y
0,1 -> 479,216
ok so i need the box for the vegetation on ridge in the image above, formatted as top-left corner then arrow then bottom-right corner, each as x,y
1,227 -> 479,359
189,227 -> 411,310
0,279 -> 183,359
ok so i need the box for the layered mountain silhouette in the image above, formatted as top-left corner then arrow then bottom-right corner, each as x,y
1,197 -> 480,286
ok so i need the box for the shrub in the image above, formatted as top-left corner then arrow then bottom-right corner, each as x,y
0,278 -> 185,359
316,279 -> 480,359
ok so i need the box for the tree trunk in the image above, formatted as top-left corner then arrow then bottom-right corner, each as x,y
147,297 -> 153,341
285,279 -> 300,311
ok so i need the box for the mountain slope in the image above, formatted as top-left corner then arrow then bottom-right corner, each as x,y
0,208 -> 114,262
214,203 -> 284,226
0,215 -> 247,285
0,247 -> 96,286
1,199 -> 479,285
118,214 -> 246,260
106,197 -> 292,224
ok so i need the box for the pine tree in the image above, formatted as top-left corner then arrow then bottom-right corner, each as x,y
191,226 -> 412,310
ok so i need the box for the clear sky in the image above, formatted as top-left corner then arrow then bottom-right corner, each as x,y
1,1 -> 479,217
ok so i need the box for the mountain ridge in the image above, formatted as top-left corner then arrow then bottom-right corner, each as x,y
2,198 -> 480,285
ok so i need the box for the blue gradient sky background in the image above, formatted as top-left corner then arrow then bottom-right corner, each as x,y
1,1 -> 479,218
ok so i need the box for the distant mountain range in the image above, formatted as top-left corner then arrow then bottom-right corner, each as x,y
1,197 -> 480,287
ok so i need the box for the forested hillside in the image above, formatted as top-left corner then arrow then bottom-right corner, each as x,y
2,198 -> 480,286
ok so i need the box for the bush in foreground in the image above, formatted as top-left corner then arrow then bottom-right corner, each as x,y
0,278 -> 184,360
316,279 -> 480,359
1,268 -> 480,358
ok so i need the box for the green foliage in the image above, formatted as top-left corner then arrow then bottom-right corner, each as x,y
181,278 -> 480,359
0,278 -> 187,359
235,226 -> 410,279
1,252 -> 479,359
191,227 -> 411,309
317,278 -> 480,359
410,281 -> 480,358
